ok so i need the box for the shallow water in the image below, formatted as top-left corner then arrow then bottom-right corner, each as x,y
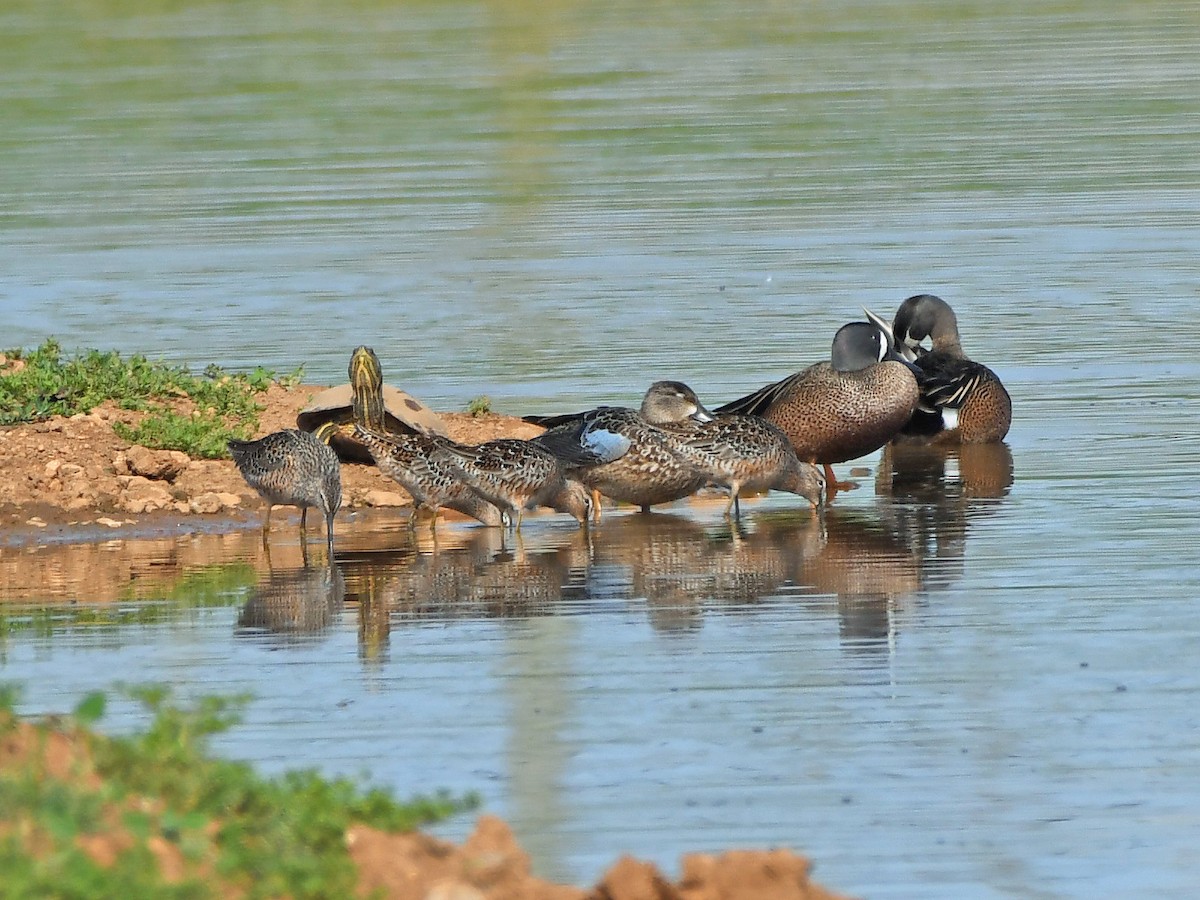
3,0 -> 1200,896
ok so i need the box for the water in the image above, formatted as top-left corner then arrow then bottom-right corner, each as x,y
3,0 -> 1200,896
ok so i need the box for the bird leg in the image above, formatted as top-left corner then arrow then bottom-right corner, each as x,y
822,463 -> 859,498
723,488 -> 743,520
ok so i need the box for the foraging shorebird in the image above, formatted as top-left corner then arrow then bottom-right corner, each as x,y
228,423 -> 342,555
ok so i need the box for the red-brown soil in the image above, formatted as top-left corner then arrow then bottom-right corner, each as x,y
3,696 -> 850,900
0,382 -> 543,544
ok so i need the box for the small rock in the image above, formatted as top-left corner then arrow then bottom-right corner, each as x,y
365,490 -> 407,508
25,517 -> 47,528
216,492 -> 242,509
44,460 -> 62,478
426,883 -> 486,900
127,446 -> 190,481
59,463 -> 85,480
64,479 -> 92,499
112,452 -> 130,476
66,496 -> 93,512
96,517 -> 125,528
119,476 -> 173,513
189,492 -> 227,514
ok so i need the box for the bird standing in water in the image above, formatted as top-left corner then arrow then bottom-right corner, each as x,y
875,294 -> 1012,444
716,321 -> 920,494
228,422 -> 342,556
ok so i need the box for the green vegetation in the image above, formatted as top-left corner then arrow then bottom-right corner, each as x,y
0,339 -> 302,458
0,685 -> 477,900
466,395 -> 491,417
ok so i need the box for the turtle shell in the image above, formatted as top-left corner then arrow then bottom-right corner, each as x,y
297,384 -> 449,463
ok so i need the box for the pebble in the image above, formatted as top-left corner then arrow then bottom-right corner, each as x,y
365,490 -> 407,508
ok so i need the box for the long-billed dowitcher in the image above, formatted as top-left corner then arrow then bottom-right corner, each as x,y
353,426 -> 505,528
228,423 -> 342,554
665,414 -> 825,517
432,436 -> 619,530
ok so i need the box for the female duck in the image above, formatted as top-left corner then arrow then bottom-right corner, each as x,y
528,380 -> 715,517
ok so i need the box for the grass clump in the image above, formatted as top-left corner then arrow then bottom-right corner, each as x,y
0,685 -> 477,900
466,395 -> 491,417
0,339 -> 302,458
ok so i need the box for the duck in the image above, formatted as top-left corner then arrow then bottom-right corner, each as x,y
527,381 -> 715,517
353,425 -> 505,528
663,414 -> 826,517
875,294 -> 1011,443
715,320 -> 920,492
228,424 -> 342,554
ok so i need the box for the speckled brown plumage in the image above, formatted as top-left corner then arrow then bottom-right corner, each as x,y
530,381 -> 715,514
354,425 -> 504,528
664,414 -> 825,516
431,438 -> 592,529
891,294 -> 1012,444
716,322 -> 920,472
227,428 -> 342,554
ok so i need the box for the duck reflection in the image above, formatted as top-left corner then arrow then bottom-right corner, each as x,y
875,440 -> 1014,590
236,563 -> 345,645
584,511 -> 824,633
764,508 -> 922,655
331,454 -> 1012,659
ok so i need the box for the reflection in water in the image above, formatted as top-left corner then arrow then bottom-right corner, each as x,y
875,441 -> 1015,591
331,495 -> 1004,660
236,564 -> 345,645
586,512 -> 823,633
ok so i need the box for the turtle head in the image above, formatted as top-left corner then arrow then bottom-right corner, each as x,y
349,347 -> 385,430
350,347 -> 383,391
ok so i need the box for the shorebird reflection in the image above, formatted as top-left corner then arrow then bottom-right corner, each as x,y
236,563 -> 345,645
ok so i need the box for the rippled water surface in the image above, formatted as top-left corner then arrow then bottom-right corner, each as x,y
3,0 -> 1200,896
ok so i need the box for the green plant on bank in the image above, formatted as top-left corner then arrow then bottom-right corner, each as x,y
0,685 -> 478,900
0,339 -> 304,459
466,395 -> 491,417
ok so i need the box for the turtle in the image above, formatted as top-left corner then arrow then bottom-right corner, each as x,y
297,346 -> 449,463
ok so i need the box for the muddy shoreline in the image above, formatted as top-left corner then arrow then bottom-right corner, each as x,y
0,382 -> 546,548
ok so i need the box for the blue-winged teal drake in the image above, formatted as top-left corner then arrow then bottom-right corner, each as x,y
715,321 -> 920,491
528,380 -> 715,517
431,437 -> 611,530
353,425 -> 505,528
878,294 -> 1012,444
664,414 -> 825,517
228,424 -> 342,555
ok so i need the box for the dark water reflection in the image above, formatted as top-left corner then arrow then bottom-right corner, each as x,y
235,564 -> 345,646
306,462 -> 1013,664
875,440 -> 1015,592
